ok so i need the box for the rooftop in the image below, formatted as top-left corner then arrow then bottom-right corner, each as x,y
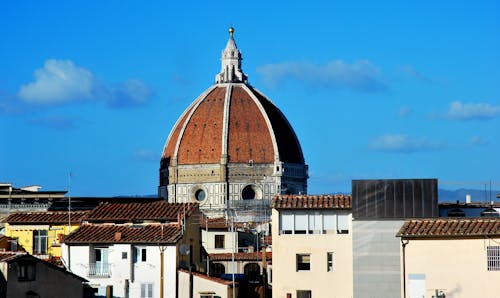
271,194 -> 352,209
209,251 -> 272,261
397,218 -> 500,238
85,201 -> 197,222
2,210 -> 89,224
63,223 -> 183,244
179,269 -> 236,286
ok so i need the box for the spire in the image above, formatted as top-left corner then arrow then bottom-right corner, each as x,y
216,27 -> 248,84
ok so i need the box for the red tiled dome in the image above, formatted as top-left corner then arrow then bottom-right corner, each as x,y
161,84 -> 304,166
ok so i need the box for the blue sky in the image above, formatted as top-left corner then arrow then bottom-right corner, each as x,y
1,1 -> 499,197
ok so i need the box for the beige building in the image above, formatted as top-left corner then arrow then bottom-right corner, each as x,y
271,195 -> 353,298
397,218 -> 500,298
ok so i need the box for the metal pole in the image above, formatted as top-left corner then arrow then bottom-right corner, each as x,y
401,239 -> 409,298
68,172 -> 72,234
189,242 -> 193,298
231,216 -> 235,298
160,250 -> 164,298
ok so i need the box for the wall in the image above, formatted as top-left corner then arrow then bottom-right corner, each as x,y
403,237 -> 500,298
5,223 -> 79,257
6,257 -> 87,298
272,209 -> 353,298
178,270 -> 233,298
62,243 -> 178,298
202,229 -> 237,254
353,220 -> 404,298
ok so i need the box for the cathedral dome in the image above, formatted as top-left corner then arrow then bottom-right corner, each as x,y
161,84 -> 304,166
159,28 -> 308,208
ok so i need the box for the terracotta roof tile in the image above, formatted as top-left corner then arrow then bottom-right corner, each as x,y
271,194 -> 352,209
397,218 -> 500,238
209,251 -> 272,261
86,201 -> 197,222
0,252 -> 27,262
178,269 -> 236,286
63,224 -> 183,244
2,211 -> 88,224
200,217 -> 229,229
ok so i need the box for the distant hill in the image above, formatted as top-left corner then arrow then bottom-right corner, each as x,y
439,188 -> 499,203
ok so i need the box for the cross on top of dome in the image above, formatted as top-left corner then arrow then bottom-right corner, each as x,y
215,27 -> 248,84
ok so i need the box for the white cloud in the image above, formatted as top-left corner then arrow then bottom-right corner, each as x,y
107,79 -> 153,108
447,101 -> 500,121
369,134 -> 444,153
18,59 -> 152,108
19,60 -> 95,104
256,60 -> 387,92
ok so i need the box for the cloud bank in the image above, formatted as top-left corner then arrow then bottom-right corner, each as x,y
447,101 -> 500,121
369,134 -> 444,153
18,59 -> 153,108
256,60 -> 387,92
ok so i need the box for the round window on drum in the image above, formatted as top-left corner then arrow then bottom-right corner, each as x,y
242,185 -> 257,200
194,189 -> 206,201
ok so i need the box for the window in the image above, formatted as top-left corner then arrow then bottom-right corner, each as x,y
327,252 -> 334,272
296,254 -> 310,271
244,263 -> 260,282
280,211 -> 348,235
308,213 -> 322,234
210,263 -> 225,276
134,247 -> 147,262
122,252 -> 128,259
294,213 -> 308,234
215,235 -> 225,249
140,283 -> 153,298
337,214 -> 349,234
297,290 -> 312,298
487,246 -> 500,271
17,261 -> 36,281
195,189 -> 206,201
91,247 -> 110,277
280,213 -> 294,234
242,185 -> 256,200
10,238 -> 18,251
33,230 -> 48,254
323,214 -> 336,234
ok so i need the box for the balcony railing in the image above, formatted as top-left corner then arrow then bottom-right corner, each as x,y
88,263 -> 111,278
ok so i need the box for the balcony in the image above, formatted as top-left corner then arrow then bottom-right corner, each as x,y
88,263 -> 111,278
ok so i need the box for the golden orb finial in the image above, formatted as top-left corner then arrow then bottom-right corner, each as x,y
229,26 -> 234,37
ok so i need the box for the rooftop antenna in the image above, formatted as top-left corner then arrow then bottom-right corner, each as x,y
68,172 -> 72,234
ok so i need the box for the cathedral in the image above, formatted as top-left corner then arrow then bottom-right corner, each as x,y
159,28 -> 308,213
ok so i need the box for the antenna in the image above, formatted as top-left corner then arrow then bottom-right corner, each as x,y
68,172 -> 72,234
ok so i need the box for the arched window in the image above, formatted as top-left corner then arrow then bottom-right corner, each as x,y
210,263 -> 225,276
244,263 -> 260,282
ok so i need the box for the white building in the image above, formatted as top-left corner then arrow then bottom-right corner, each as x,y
61,201 -> 202,298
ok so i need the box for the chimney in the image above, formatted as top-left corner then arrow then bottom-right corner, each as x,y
114,232 -> 122,241
466,194 -> 471,204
